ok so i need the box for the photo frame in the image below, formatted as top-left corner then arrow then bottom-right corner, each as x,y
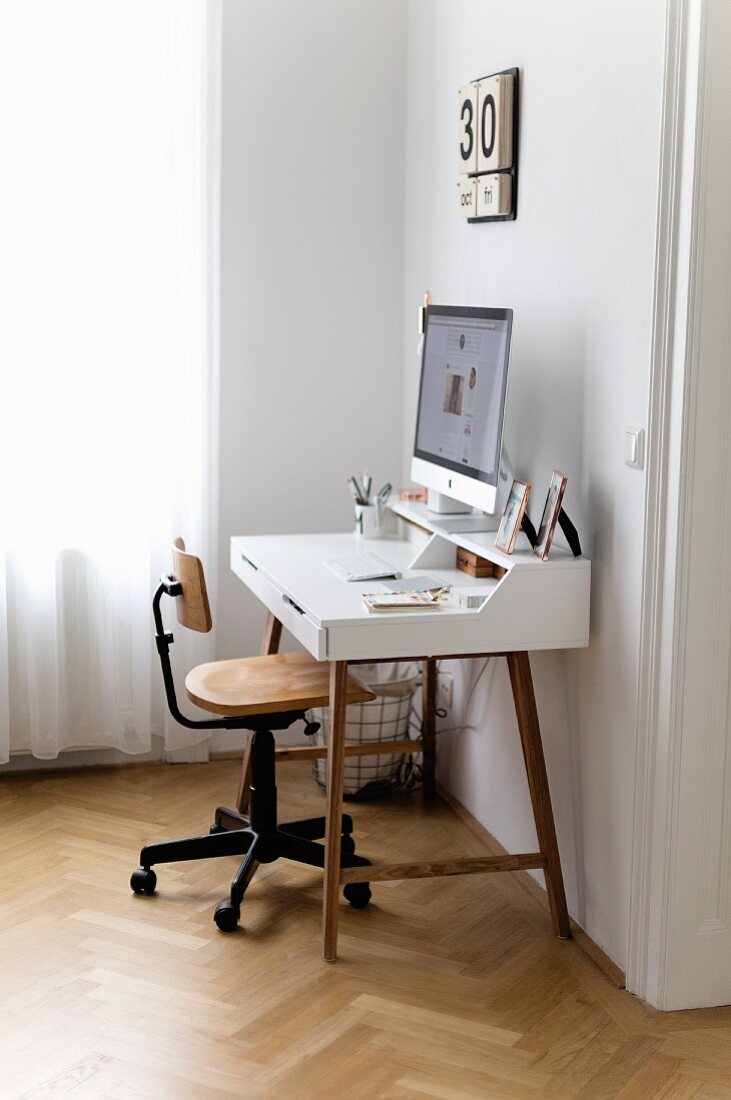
495,478 -> 531,554
534,470 -> 568,561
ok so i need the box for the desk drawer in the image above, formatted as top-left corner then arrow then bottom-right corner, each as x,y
231,547 -> 326,660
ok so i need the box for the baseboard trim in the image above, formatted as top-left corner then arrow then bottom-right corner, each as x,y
436,782 -> 626,989
2,739 -> 209,775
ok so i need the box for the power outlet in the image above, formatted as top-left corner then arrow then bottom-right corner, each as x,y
437,672 -> 453,711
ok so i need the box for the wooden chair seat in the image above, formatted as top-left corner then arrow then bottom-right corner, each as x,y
185,650 -> 375,717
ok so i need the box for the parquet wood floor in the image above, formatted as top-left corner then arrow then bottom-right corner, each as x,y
2,760 -> 731,1099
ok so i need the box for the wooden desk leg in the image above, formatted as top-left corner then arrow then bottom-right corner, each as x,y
506,651 -> 571,938
422,658 -> 437,802
237,612 -> 283,814
261,612 -> 283,656
322,660 -> 348,961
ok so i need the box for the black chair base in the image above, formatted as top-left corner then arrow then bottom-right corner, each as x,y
131,728 -> 372,931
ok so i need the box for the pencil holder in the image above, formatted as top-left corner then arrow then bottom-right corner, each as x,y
355,502 -> 389,539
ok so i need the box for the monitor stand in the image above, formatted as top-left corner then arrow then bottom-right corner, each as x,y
426,512 -> 498,534
425,447 -> 515,534
426,489 -> 472,515
426,490 -> 492,532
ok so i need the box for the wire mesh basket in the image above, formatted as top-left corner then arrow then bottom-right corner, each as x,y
307,663 -> 420,796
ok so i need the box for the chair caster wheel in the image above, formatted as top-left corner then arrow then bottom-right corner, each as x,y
341,834 -> 356,857
214,900 -> 241,932
209,823 -> 225,834
130,868 -> 157,896
343,882 -> 371,909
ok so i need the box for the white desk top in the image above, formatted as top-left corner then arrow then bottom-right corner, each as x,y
235,531 -> 486,626
230,509 -> 590,662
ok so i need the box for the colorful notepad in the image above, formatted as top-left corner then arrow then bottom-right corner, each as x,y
362,591 -> 445,613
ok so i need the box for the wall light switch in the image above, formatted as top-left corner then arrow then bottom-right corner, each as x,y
624,427 -> 645,469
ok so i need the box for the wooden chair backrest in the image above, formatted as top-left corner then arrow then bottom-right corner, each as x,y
171,537 -> 213,633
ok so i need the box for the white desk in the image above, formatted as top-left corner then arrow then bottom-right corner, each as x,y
230,502 -> 590,960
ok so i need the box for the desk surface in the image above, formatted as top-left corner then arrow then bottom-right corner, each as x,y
236,531 -> 488,626
231,510 -> 590,662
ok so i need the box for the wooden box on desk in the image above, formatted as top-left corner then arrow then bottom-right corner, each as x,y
456,546 -> 506,579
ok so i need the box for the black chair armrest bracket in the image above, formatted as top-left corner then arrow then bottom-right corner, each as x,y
152,578 -> 313,734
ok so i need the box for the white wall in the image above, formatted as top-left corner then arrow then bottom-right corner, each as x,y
403,0 -> 667,968
217,0 -> 407,664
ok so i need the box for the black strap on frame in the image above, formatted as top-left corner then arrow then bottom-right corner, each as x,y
521,508 -> 582,558
557,509 -> 582,558
521,513 -> 538,547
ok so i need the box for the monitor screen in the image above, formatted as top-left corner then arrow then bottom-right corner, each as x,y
414,305 -> 512,491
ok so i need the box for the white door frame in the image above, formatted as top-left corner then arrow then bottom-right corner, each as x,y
628,0 -> 731,1009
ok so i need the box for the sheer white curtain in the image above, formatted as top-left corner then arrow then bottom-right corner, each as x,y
0,1 -> 221,763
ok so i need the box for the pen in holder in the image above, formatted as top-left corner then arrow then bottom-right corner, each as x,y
349,474 -> 394,538
355,501 -> 388,539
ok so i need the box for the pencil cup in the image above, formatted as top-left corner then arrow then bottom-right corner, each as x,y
355,502 -> 388,539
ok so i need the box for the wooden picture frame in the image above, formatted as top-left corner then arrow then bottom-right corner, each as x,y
534,470 -> 568,561
495,478 -> 531,554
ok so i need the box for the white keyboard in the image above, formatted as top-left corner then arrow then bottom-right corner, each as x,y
324,552 -> 402,582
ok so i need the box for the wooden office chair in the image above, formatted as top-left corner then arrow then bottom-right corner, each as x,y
131,537 -> 375,932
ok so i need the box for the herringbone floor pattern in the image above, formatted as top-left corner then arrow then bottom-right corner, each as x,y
2,760 -> 731,1099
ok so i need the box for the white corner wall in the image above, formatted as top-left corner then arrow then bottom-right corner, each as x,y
402,0 -> 667,969
218,0 -> 407,662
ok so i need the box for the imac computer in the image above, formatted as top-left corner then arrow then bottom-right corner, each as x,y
411,304 -> 513,528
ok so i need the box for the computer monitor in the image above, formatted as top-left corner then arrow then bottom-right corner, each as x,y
411,304 -> 513,515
